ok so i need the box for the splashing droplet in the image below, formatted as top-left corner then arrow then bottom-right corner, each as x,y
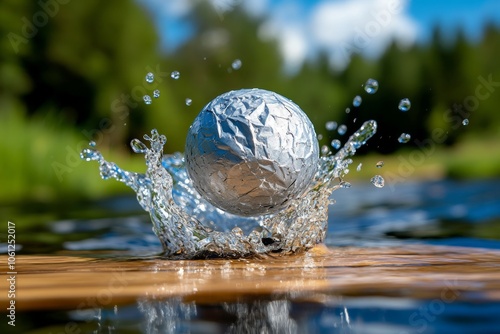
398,133 -> 411,143
153,90 -> 160,98
143,95 -> 152,105
321,145 -> 330,155
462,119 -> 469,126
371,175 -> 385,188
80,148 -> 101,161
356,163 -> 362,172
364,78 -> 379,94
340,181 -> 351,188
317,134 -> 323,140
231,59 -> 242,70
345,107 -> 351,114
89,141 -> 96,148
185,98 -> 192,106
130,139 -> 148,154
171,71 -> 180,80
331,139 -> 341,150
376,161 -> 384,168
338,124 -> 347,135
81,93 -> 379,259
398,98 -> 411,112
145,72 -> 154,84
353,95 -> 362,107
325,121 -> 337,131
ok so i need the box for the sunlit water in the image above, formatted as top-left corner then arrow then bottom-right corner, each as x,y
4,179 -> 500,334
5,70 -> 499,333
80,120 -> 378,258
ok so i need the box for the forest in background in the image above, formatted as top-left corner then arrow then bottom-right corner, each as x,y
1,0 -> 500,203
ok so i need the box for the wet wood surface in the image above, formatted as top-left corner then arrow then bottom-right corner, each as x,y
2,245 -> 500,311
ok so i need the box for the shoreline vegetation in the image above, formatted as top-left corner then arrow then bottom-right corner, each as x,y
1,108 -> 499,204
1,1 -> 500,204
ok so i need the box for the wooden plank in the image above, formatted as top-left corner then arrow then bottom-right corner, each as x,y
2,245 -> 500,311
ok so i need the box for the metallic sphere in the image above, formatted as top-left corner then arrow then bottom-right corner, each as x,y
185,88 -> 319,217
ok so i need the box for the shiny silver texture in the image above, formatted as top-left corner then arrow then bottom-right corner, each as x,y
185,88 -> 319,216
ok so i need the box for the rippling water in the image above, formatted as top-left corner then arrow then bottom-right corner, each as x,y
2,179 -> 500,333
9,179 -> 499,254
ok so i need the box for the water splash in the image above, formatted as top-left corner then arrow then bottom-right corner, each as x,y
81,120 -> 377,258
364,78 -> 379,94
331,139 -> 341,150
338,124 -> 347,135
321,145 -> 330,156
398,98 -> 411,112
398,133 -> 411,143
371,175 -> 385,188
231,59 -> 242,70
171,71 -> 180,80
325,121 -> 337,131
145,72 -> 154,84
353,96 -> 362,107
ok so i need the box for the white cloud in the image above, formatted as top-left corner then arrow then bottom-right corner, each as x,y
260,0 -> 419,72
140,0 -> 419,72
242,0 -> 269,17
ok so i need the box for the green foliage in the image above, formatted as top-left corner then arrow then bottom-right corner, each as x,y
0,108 -> 146,203
1,1 -> 500,202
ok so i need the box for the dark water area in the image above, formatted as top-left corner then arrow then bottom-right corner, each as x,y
327,179 -> 500,250
2,178 -> 500,333
7,178 -> 500,255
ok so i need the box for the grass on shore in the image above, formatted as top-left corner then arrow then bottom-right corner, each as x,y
2,109 -> 499,204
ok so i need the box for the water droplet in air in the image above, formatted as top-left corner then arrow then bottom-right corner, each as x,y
171,71 -> 180,80
321,145 -> 330,155
231,226 -> 244,237
143,95 -> 152,105
317,134 -> 323,140
130,139 -> 148,154
371,175 -> 385,188
340,181 -> 351,188
145,72 -> 154,83
398,98 -> 411,112
376,161 -> 384,168
325,121 -> 337,131
331,139 -> 341,150
185,98 -> 192,106
364,78 -> 379,94
231,59 -> 242,70
398,133 -> 411,143
80,148 -> 101,161
356,163 -> 362,172
462,119 -> 469,126
353,95 -> 362,107
89,141 -> 96,147
153,90 -> 160,98
338,124 -> 347,135
345,107 -> 351,114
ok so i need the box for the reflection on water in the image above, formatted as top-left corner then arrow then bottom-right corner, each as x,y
327,179 -> 500,249
5,179 -> 498,254
2,179 -> 500,333
16,295 -> 500,333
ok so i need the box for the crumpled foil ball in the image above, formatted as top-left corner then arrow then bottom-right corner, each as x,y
185,88 -> 319,217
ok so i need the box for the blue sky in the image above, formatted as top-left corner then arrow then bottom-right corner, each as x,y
408,0 -> 500,41
139,0 -> 500,71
